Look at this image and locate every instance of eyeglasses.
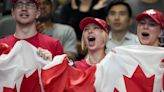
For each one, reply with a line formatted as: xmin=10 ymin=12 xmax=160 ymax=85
xmin=14 ymin=2 xmax=37 ymax=9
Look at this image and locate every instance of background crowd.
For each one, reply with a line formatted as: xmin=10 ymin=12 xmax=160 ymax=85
xmin=0 ymin=0 xmax=164 ymax=61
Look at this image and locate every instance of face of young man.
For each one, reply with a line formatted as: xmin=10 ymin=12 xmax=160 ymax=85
xmin=12 ymin=0 xmax=40 ymax=25
xmin=83 ymin=23 xmax=107 ymax=51
xmin=106 ymin=4 xmax=131 ymax=32
xmin=137 ymin=17 xmax=162 ymax=46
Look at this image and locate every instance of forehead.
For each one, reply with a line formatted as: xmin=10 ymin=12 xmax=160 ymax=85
xmin=84 ymin=23 xmax=100 ymax=27
xmin=109 ymin=4 xmax=128 ymax=12
xmin=139 ymin=16 xmax=156 ymax=23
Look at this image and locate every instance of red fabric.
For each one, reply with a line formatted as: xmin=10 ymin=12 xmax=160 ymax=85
xmin=3 ymin=85 xmax=17 ymax=92
xmin=124 ymin=66 xmax=155 ymax=92
xmin=20 ymin=70 xmax=41 ymax=92
xmin=0 ymin=43 xmax=10 ymax=54
xmin=0 ymin=33 xmax=63 ymax=92
xmin=3 ymin=70 xmax=41 ymax=92
xmin=0 ymin=33 xmax=64 ymax=57
xmin=74 ymin=59 xmax=91 ymax=71
xmin=41 ymin=57 xmax=96 ymax=92
xmin=114 ymin=88 xmax=119 ymax=92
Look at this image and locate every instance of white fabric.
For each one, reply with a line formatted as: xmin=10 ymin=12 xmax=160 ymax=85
xmin=0 ymin=40 xmax=66 ymax=92
xmin=95 ymin=45 xmax=164 ymax=92
xmin=0 ymin=40 xmax=164 ymax=92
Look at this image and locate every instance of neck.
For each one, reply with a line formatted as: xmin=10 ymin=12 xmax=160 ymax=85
xmin=112 ymin=30 xmax=127 ymax=41
xmin=14 ymin=23 xmax=38 ymax=39
xmin=151 ymin=40 xmax=160 ymax=47
xmin=87 ymin=49 xmax=105 ymax=65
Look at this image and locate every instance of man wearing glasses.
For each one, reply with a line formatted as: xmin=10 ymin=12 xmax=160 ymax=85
xmin=0 ymin=0 xmax=64 ymax=91
xmin=0 ymin=0 xmax=64 ymax=61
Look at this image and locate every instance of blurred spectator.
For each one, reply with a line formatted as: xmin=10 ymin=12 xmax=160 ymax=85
xmin=60 ymin=0 xmax=108 ymax=41
xmin=2 ymin=0 xmax=12 ymax=15
xmin=52 ymin=0 xmax=71 ymax=23
xmin=125 ymin=0 xmax=164 ymax=33
xmin=0 ymin=0 xmax=2 ymax=18
xmin=105 ymin=1 xmax=139 ymax=52
xmin=37 ymin=0 xmax=78 ymax=60
xmin=0 ymin=15 xmax=15 ymax=38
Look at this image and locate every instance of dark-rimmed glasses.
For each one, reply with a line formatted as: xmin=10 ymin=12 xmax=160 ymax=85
xmin=14 ymin=2 xmax=37 ymax=9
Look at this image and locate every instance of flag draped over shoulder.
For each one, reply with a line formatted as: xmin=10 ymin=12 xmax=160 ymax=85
xmin=0 ymin=40 xmax=163 ymax=92
xmin=95 ymin=45 xmax=164 ymax=92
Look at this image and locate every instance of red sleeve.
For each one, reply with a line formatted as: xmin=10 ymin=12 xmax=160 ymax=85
xmin=41 ymin=58 xmax=96 ymax=92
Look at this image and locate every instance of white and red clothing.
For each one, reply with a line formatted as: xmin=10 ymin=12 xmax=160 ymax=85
xmin=42 ymin=45 xmax=164 ymax=92
xmin=0 ymin=41 xmax=163 ymax=92
xmin=0 ymin=33 xmax=64 ymax=92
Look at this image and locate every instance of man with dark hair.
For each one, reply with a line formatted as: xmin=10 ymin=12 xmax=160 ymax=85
xmin=37 ymin=0 xmax=78 ymax=60
xmin=105 ymin=1 xmax=139 ymax=52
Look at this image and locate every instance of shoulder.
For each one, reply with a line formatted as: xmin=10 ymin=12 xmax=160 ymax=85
xmin=38 ymin=33 xmax=60 ymax=43
xmin=55 ymin=23 xmax=75 ymax=31
xmin=0 ymin=35 xmax=14 ymax=43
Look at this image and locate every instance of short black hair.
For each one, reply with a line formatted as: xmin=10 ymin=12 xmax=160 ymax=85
xmin=106 ymin=0 xmax=132 ymax=18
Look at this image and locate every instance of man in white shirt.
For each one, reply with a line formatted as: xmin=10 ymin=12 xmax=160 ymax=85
xmin=105 ymin=1 xmax=139 ymax=52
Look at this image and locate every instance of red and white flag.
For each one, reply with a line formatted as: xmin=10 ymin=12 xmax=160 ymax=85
xmin=0 ymin=41 xmax=163 ymax=92
xmin=95 ymin=45 xmax=164 ymax=92
xmin=0 ymin=40 xmax=49 ymax=92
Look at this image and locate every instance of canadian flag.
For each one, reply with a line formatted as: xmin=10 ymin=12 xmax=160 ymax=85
xmin=0 ymin=40 xmax=163 ymax=92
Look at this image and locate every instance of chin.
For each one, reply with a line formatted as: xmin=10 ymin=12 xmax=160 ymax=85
xmin=88 ymin=47 xmax=96 ymax=51
xmin=140 ymin=40 xmax=149 ymax=45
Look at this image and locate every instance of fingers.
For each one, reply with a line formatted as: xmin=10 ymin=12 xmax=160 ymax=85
xmin=37 ymin=47 xmax=53 ymax=61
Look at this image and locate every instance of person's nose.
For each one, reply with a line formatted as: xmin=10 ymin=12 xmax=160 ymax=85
xmin=143 ymin=23 xmax=149 ymax=29
xmin=88 ymin=29 xmax=93 ymax=33
xmin=114 ymin=13 xmax=120 ymax=20
xmin=21 ymin=4 xmax=28 ymax=10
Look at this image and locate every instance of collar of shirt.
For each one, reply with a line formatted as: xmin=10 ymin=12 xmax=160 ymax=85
xmin=109 ymin=31 xmax=132 ymax=41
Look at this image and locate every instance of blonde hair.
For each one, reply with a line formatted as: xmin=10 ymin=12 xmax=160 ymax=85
xmin=81 ymin=29 xmax=109 ymax=51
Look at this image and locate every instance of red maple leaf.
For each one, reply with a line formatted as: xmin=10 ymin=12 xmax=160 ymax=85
xmin=20 ymin=70 xmax=42 ymax=92
xmin=124 ymin=65 xmax=155 ymax=92
xmin=3 ymin=85 xmax=17 ymax=92
xmin=114 ymin=88 xmax=119 ymax=92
